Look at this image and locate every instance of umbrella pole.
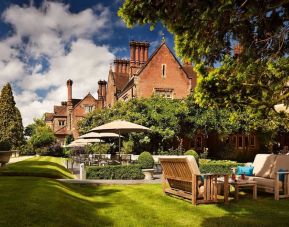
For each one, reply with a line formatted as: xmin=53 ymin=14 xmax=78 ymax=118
xmin=118 ymin=130 xmax=121 ymax=162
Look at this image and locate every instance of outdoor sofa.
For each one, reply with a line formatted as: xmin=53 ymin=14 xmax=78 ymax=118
xmin=240 ymin=154 xmax=289 ymax=200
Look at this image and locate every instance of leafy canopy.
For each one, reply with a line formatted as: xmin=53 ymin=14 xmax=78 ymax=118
xmin=119 ymin=1 xmax=289 ymax=125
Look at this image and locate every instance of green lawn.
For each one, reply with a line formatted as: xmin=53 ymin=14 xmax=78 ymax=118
xmin=0 ymin=157 xmax=289 ymax=226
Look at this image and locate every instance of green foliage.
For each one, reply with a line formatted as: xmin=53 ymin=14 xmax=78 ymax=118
xmin=199 ymin=159 xmax=240 ymax=174
xmin=195 ymin=57 xmax=289 ymax=129
xmin=30 ymin=125 xmax=56 ymax=148
xmin=86 ymin=164 xmax=144 ymax=180
xmin=79 ymin=96 xmax=284 ymax=155
xmin=85 ymin=143 xmax=110 ymax=154
xmin=119 ymin=1 xmax=289 ymax=64
xmin=0 ymin=83 xmax=24 ymax=149
xmin=64 ymin=134 xmax=74 ymax=145
xmin=121 ymin=140 xmax=134 ymax=154
xmin=0 ymin=140 xmax=11 ymax=150
xmin=184 ymin=149 xmax=199 ymax=165
xmin=19 ymin=143 xmax=35 ymax=155
xmin=138 ymin=151 xmax=154 ymax=169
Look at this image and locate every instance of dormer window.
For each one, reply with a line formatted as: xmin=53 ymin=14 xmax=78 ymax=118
xmin=84 ymin=105 xmax=94 ymax=113
xmin=59 ymin=120 xmax=65 ymax=126
xmin=161 ymin=64 xmax=166 ymax=78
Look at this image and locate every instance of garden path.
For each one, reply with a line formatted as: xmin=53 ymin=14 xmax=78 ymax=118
xmin=8 ymin=155 xmax=34 ymax=164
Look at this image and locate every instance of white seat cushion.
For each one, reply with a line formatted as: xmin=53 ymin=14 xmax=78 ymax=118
xmin=249 ymin=176 xmax=282 ymax=190
xmin=253 ymin=154 xmax=276 ymax=178
xmin=269 ymin=155 xmax=289 ymax=179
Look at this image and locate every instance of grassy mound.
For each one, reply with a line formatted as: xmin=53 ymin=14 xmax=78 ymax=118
xmin=0 ymin=156 xmax=73 ymax=179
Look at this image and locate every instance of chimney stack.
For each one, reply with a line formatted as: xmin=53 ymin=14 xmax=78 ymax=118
xmin=66 ymin=79 xmax=73 ymax=105
xmin=129 ymin=41 xmax=150 ymax=66
xmin=98 ymin=80 xmax=108 ymax=100
xmin=114 ymin=59 xmax=130 ymax=74
xmin=129 ymin=41 xmax=150 ymax=75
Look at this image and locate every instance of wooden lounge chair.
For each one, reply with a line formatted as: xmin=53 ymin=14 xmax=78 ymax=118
xmin=159 ymin=156 xmax=229 ymax=205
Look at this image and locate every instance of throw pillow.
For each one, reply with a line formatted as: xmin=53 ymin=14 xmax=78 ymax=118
xmin=237 ymin=166 xmax=254 ymax=176
xmin=278 ymin=169 xmax=288 ymax=182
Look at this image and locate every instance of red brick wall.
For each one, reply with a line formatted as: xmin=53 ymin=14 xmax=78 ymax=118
xmin=71 ymin=95 xmax=100 ymax=138
xmin=137 ymin=44 xmax=191 ymax=98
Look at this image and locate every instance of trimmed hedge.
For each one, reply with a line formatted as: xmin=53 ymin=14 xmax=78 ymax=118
xmin=138 ymin=151 xmax=154 ymax=169
xmin=199 ymin=159 xmax=242 ymax=174
xmin=86 ymin=164 xmax=144 ymax=180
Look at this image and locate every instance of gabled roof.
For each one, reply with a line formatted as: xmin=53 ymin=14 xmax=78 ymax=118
xmin=73 ymin=92 xmax=99 ymax=109
xmin=44 ymin=112 xmax=54 ymax=121
xmin=118 ymin=42 xmax=197 ymax=97
xmin=72 ymin=99 xmax=82 ymax=106
xmin=54 ymin=106 xmax=67 ymax=116
xmin=182 ymin=65 xmax=197 ymax=79
xmin=112 ymin=71 xmax=130 ymax=92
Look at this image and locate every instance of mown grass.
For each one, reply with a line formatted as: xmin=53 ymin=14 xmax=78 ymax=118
xmin=0 ymin=156 xmax=74 ymax=179
xmin=0 ymin=157 xmax=289 ymax=226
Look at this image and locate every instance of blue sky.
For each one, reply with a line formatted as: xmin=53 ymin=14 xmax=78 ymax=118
xmin=0 ymin=0 xmax=174 ymax=126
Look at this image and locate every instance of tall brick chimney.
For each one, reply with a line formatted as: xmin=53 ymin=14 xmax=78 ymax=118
xmin=114 ymin=59 xmax=130 ymax=74
xmin=98 ymin=80 xmax=107 ymax=100
xmin=66 ymin=79 xmax=73 ymax=105
xmin=66 ymin=79 xmax=73 ymax=133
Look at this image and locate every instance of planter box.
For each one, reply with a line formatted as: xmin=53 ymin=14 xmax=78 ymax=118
xmin=0 ymin=151 xmax=13 ymax=166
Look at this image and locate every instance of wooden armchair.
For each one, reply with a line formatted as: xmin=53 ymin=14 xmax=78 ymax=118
xmin=159 ymin=156 xmax=229 ymax=205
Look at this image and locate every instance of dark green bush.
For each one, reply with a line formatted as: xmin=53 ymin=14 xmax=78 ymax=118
xmin=86 ymin=164 xmax=144 ymax=180
xmin=199 ymin=159 xmax=241 ymax=174
xmin=138 ymin=151 xmax=154 ymax=169
xmin=184 ymin=149 xmax=199 ymax=165
xmin=0 ymin=140 xmax=11 ymax=150
xmin=19 ymin=143 xmax=35 ymax=155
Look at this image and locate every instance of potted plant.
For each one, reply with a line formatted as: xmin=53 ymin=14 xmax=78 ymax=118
xmin=0 ymin=140 xmax=13 ymax=167
xmin=138 ymin=151 xmax=155 ymax=180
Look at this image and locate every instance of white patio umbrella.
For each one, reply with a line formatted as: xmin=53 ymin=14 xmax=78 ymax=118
xmin=79 ymin=132 xmax=122 ymax=139
xmin=89 ymin=120 xmax=150 ymax=154
xmin=66 ymin=138 xmax=102 ymax=148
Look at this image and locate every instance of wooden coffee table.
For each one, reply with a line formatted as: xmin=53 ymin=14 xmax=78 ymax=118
xmin=229 ymin=180 xmax=257 ymax=200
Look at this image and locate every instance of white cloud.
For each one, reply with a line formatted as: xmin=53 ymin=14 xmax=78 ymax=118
xmin=0 ymin=2 xmax=115 ymax=126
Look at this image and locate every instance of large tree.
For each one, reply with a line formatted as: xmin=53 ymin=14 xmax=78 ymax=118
xmin=119 ymin=1 xmax=289 ymax=126
xmin=0 ymin=83 xmax=24 ymax=149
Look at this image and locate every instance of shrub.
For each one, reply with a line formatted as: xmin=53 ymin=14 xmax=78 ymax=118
xmin=121 ymin=140 xmax=134 ymax=154
xmin=138 ymin=151 xmax=154 ymax=169
xmin=47 ymin=144 xmax=64 ymax=157
xmin=184 ymin=149 xmax=199 ymax=165
xmin=199 ymin=159 xmax=241 ymax=174
xmin=19 ymin=143 xmax=35 ymax=155
xmin=86 ymin=164 xmax=144 ymax=180
xmin=0 ymin=140 xmax=11 ymax=150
